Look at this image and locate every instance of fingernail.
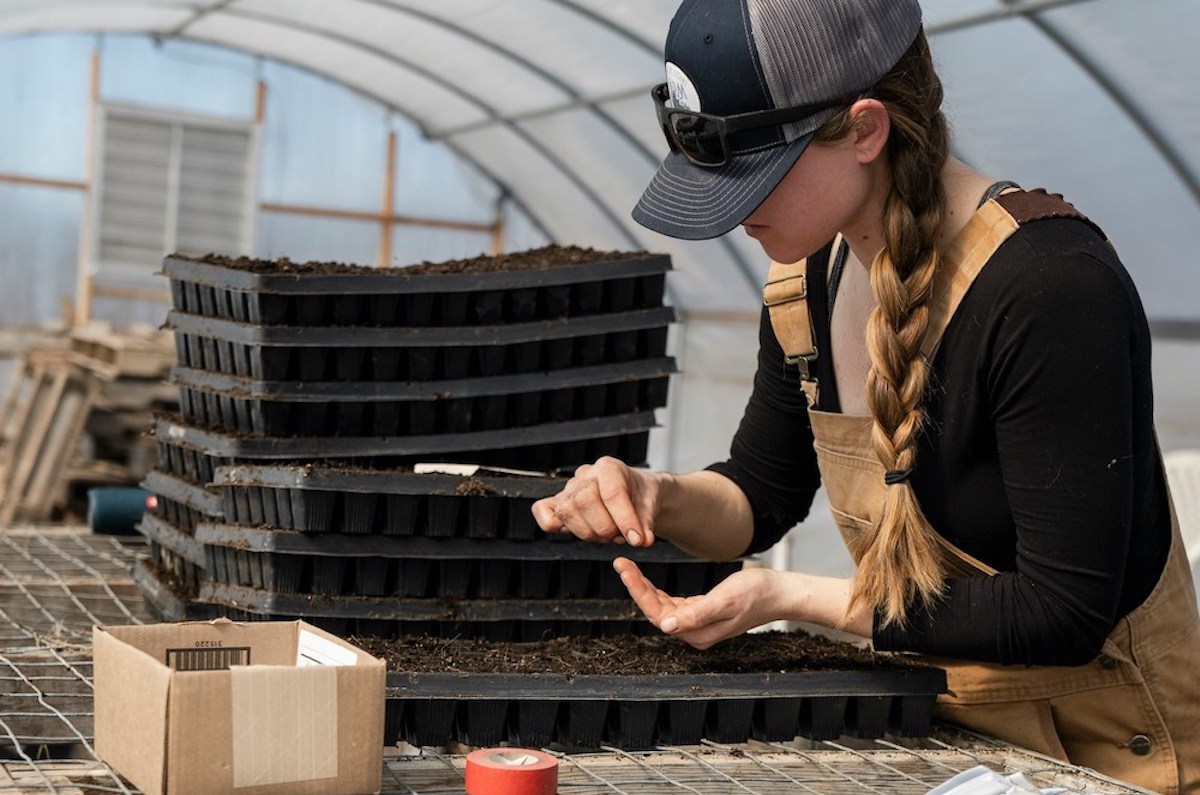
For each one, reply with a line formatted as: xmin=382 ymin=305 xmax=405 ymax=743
xmin=626 ymin=529 xmax=641 ymax=545
xmin=661 ymin=616 xmax=679 ymax=633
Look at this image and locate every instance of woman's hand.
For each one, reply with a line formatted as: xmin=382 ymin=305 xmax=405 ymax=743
xmin=613 ymin=557 xmax=782 ymax=649
xmin=531 ymin=456 xmax=662 ymax=547
xmin=614 ymin=558 xmax=873 ymax=647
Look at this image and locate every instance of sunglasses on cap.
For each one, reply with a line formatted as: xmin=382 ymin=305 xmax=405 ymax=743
xmin=652 ymin=82 xmax=851 ymax=168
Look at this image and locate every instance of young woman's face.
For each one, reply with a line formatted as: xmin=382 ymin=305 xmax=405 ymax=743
xmin=740 ymin=107 xmax=888 ymax=264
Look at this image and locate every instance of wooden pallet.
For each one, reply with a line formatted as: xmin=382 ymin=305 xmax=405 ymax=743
xmin=0 ymin=760 xmax=123 ymax=794
xmin=0 ymin=323 xmax=178 ymax=525
xmin=0 ymin=351 xmax=111 ymax=525
xmin=68 ymin=322 xmax=174 ymax=380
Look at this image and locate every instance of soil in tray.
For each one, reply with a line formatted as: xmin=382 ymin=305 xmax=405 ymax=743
xmin=353 ymin=629 xmax=911 ymax=675
xmin=189 ymin=245 xmax=660 ymax=276
xmin=359 ymin=631 xmax=942 ymax=748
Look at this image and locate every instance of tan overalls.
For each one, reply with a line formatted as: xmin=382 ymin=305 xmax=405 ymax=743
xmin=764 ymin=190 xmax=1200 ymax=794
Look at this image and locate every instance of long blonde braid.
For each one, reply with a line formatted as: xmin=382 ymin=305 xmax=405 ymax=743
xmin=814 ymin=31 xmax=951 ymax=627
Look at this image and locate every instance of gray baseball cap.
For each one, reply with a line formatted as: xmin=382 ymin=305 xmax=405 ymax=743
xmin=633 ymin=0 xmax=923 ymax=241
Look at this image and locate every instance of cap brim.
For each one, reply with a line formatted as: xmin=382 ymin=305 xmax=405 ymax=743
xmin=632 ymin=133 xmax=814 ymax=241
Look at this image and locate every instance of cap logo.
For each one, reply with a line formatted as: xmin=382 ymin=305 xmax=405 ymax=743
xmin=664 ymin=62 xmax=701 ymax=112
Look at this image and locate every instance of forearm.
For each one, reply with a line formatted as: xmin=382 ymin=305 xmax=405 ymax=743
xmin=770 ymin=571 xmax=873 ymax=639
xmin=652 ymin=470 xmax=755 ymax=560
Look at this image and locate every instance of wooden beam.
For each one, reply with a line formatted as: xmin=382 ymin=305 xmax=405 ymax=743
xmin=73 ymin=48 xmax=102 ymax=326
xmin=0 ymin=172 xmax=88 ymax=191
xmin=255 ymin=78 xmax=267 ymax=124
xmin=379 ymin=130 xmax=397 ymax=266
xmin=490 ymin=198 xmax=505 ymax=255
xmin=259 ymin=201 xmax=496 ymax=234
xmin=90 ymin=282 xmax=173 ymax=304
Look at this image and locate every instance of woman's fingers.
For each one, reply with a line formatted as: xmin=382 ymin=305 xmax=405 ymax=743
xmin=530 ymin=496 xmax=564 ymax=533
xmin=530 ymin=457 xmax=656 ymax=546
xmin=615 ymin=561 xmax=777 ymax=651
xmin=597 ymin=478 xmax=654 ymax=547
xmin=614 ymin=557 xmax=680 ymax=627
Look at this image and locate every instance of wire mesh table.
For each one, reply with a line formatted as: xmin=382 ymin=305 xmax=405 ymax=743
xmin=0 ymin=525 xmax=1155 ymax=795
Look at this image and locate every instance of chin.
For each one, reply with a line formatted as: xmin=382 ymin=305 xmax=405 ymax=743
xmin=757 ymin=241 xmax=808 ymax=265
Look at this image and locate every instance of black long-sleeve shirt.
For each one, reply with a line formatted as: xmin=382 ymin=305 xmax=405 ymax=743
xmin=707 ymin=217 xmax=1173 ymax=666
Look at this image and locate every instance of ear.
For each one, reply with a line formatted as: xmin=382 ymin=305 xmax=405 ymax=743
xmin=846 ymin=98 xmax=890 ymax=165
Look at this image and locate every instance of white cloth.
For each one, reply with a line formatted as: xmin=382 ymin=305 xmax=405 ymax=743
xmin=925 ymin=765 xmax=1100 ymax=795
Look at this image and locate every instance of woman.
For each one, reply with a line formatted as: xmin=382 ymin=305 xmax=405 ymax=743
xmin=532 ymin=0 xmax=1200 ymax=792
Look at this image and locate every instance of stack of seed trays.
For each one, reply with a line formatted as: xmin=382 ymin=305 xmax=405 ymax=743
xmin=133 ymin=434 xmax=229 ymax=611
xmin=161 ymin=246 xmax=676 ymax=469
xmin=133 ymin=246 xmax=702 ymax=638
xmin=167 ymin=463 xmax=740 ymax=640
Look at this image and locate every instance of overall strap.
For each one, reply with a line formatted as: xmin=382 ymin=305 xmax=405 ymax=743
xmin=921 ymin=189 xmax=1097 ymax=360
xmin=764 ymin=189 xmax=1097 ymax=402
xmin=763 ymin=233 xmax=845 ymax=409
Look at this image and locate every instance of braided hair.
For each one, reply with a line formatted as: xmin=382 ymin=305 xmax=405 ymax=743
xmin=813 ymin=30 xmax=951 ymax=627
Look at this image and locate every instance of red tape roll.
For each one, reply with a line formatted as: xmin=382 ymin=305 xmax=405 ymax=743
xmin=465 ymin=748 xmax=558 ymax=795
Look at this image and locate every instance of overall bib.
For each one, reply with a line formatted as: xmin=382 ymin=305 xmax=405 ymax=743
xmin=763 ymin=190 xmax=1200 ymax=794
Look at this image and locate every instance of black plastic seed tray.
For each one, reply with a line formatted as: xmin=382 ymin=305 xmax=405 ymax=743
xmin=142 ymin=469 xmax=223 ymax=517
xmin=384 ymin=668 xmax=946 ymax=749
xmin=172 ymin=357 xmax=674 ymax=436
xmin=167 ymin=307 xmax=672 ymax=382
xmin=132 ymin=558 xmax=216 ymax=622
xmin=195 ymin=579 xmax=645 ymax=625
xmin=163 ymin=252 xmax=670 ymax=327
xmin=134 ymin=558 xmax=640 ymax=641
xmin=193 ymin=523 xmax=741 ymax=600
xmin=154 ymin=414 xmax=654 ymax=470
xmin=215 ymin=464 xmax=563 ymax=537
xmin=135 ymin=559 xmax=652 ymax=640
xmin=141 ymin=469 xmax=223 ymax=534
xmin=155 ymin=436 xmax=237 ymax=485
xmin=136 ymin=512 xmax=207 ymax=594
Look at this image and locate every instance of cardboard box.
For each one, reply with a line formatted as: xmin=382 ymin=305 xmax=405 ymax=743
xmin=93 ymin=619 xmax=385 ymax=795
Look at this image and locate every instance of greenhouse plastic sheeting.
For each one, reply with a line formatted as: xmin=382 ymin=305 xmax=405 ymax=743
xmin=0 ymin=0 xmax=1196 ymax=319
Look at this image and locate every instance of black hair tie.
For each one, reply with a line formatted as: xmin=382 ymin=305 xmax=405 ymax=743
xmin=884 ymin=468 xmax=913 ymax=486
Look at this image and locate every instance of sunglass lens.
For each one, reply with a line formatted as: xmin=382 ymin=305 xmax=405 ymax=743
xmin=668 ymin=112 xmax=726 ymax=166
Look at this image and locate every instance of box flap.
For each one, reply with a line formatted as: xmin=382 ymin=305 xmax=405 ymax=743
xmin=105 ymin=619 xmax=299 ymax=668
xmin=231 ymin=665 xmax=339 ymax=788
xmin=93 ymin=626 xmax=172 ymax=795
xmin=295 ymin=621 xmax=381 ymax=666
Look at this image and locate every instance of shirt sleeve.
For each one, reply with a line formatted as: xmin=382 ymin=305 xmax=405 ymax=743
xmin=873 ymin=241 xmax=1144 ymax=665
xmin=706 ymin=305 xmax=822 ymax=556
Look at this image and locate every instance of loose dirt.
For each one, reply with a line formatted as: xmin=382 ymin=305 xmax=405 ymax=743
xmin=181 ymin=245 xmax=659 ymax=276
xmin=352 ymin=630 xmax=922 ymax=675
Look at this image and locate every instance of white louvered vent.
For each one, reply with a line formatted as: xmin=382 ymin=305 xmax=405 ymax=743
xmin=94 ymin=104 xmax=257 ymax=287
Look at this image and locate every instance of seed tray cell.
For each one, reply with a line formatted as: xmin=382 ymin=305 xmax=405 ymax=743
xmin=215 ymin=464 xmax=563 ymax=537
xmin=383 ymin=669 xmax=945 ymax=749
xmin=177 ymin=377 xmax=670 ymax=437
xmin=155 ymin=414 xmax=654 ymax=468
xmin=164 ymin=253 xmax=669 ymax=326
xmin=167 ymin=308 xmax=671 ymax=382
